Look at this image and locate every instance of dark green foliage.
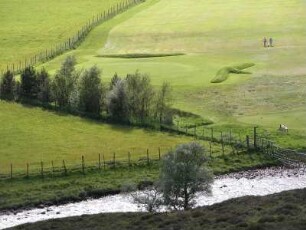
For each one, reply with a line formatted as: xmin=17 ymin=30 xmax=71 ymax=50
xmin=78 ymin=66 xmax=103 ymax=115
xmin=14 ymin=188 xmax=306 ymax=230
xmin=0 ymin=70 xmax=15 ymax=100
xmin=37 ymin=68 xmax=52 ymax=103
xmin=52 ymin=56 xmax=78 ymax=108
xmin=110 ymin=72 xmax=121 ymax=90
xmin=107 ymin=79 xmax=129 ymax=121
xmin=20 ymin=66 xmax=38 ymax=99
xmin=126 ymin=71 xmax=155 ymax=122
xmin=155 ymin=82 xmax=172 ymax=123
xmin=160 ymin=142 xmax=213 ymax=210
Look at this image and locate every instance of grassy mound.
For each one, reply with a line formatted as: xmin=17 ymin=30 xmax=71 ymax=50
xmin=97 ymin=53 xmax=185 ymax=59
xmin=211 ymin=63 xmax=255 ymax=83
xmin=14 ymin=188 xmax=306 ymax=230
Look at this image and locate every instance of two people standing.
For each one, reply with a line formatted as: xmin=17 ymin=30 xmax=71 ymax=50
xmin=263 ymin=37 xmax=273 ymax=47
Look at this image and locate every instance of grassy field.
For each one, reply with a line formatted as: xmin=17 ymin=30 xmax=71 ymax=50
xmin=0 ymin=0 xmax=125 ymax=70
xmin=13 ymin=188 xmax=306 ymax=230
xmin=35 ymin=0 xmax=306 ymax=149
xmin=0 ymin=0 xmax=300 ymax=214
xmin=0 ymin=101 xmax=196 ymax=169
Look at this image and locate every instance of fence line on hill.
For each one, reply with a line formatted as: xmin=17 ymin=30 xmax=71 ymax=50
xmin=0 ymin=0 xmax=144 ymax=76
xmin=0 ymin=142 xmax=234 ymax=180
xmin=163 ymin=124 xmax=306 ymax=167
xmin=1 ymin=124 xmax=305 ymax=180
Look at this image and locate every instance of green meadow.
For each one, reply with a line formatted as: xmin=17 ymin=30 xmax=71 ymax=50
xmin=36 ymin=0 xmax=306 ymax=149
xmin=0 ymin=0 xmax=305 ymax=211
xmin=0 ymin=0 xmax=124 ymax=70
xmin=0 ymin=0 xmax=305 ymax=166
xmin=0 ymin=101 xmax=196 ymax=169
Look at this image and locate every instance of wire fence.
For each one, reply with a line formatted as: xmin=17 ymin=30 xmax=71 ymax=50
xmin=1 ymin=122 xmax=305 ymax=180
xmin=0 ymin=142 xmax=233 ymax=180
xmin=0 ymin=0 xmax=145 ymax=76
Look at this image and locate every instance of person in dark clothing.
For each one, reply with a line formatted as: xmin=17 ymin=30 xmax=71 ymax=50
xmin=263 ymin=37 xmax=267 ymax=47
xmin=269 ymin=37 xmax=273 ymax=47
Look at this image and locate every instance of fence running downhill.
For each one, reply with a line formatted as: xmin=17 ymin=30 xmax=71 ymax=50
xmin=1 ymin=0 xmax=145 ymax=75
xmin=166 ymin=124 xmax=306 ymax=168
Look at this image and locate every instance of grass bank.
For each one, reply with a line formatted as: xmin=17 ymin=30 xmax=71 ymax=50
xmin=12 ymin=187 xmax=306 ymax=230
xmin=0 ymin=152 xmax=278 ymax=211
xmin=0 ymin=101 xmax=195 ymax=169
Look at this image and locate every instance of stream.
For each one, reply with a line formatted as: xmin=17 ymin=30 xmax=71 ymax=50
xmin=1 ymin=167 xmax=306 ymax=229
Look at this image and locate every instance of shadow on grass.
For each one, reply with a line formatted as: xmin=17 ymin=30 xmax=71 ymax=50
xmin=96 ymin=53 xmax=185 ymax=59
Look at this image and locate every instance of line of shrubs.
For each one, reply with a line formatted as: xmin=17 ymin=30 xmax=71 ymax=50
xmin=0 ymin=56 xmax=173 ymax=126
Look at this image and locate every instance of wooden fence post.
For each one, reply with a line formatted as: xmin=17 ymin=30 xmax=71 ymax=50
xmin=147 ymin=149 xmax=150 ymax=165
xmin=103 ymin=154 xmax=106 ymax=170
xmin=254 ymin=126 xmax=257 ymax=149
xmin=229 ymin=129 xmax=232 ymax=144
xmin=99 ymin=154 xmax=101 ymax=170
xmin=10 ymin=163 xmax=12 ymax=179
xmin=128 ymin=152 xmax=131 ymax=167
xmin=82 ymin=155 xmax=85 ymax=174
xmin=113 ymin=152 xmax=116 ymax=169
xmin=63 ymin=160 xmax=67 ymax=175
xmin=221 ymin=138 xmax=225 ymax=156
xmin=209 ymin=142 xmax=212 ymax=157
xmin=246 ymin=135 xmax=250 ymax=150
xmin=158 ymin=147 xmax=161 ymax=160
xmin=41 ymin=161 xmax=44 ymax=178
xmin=26 ymin=163 xmax=29 ymax=177
xmin=51 ymin=161 xmax=54 ymax=174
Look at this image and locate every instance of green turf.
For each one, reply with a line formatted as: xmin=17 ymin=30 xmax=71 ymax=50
xmin=32 ymin=0 xmax=306 ymax=150
xmin=0 ymin=101 xmax=195 ymax=169
xmin=0 ymin=0 xmax=125 ymax=70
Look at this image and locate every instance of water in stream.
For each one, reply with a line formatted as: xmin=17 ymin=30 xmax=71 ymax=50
xmin=1 ymin=167 xmax=305 ymax=229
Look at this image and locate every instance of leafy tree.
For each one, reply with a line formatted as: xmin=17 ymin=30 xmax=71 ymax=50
xmin=125 ymin=71 xmax=155 ymax=122
xmin=155 ymin=82 xmax=172 ymax=123
xmin=52 ymin=56 xmax=78 ymax=108
xmin=0 ymin=70 xmax=15 ymax=101
xmin=110 ymin=72 xmax=121 ymax=90
xmin=107 ymin=79 xmax=128 ymax=121
xmin=78 ymin=66 xmax=103 ymax=114
xmin=20 ymin=66 xmax=38 ymax=99
xmin=160 ymin=142 xmax=213 ymax=210
xmin=37 ymin=68 xmax=52 ymax=103
xmin=59 ymin=56 xmax=76 ymax=79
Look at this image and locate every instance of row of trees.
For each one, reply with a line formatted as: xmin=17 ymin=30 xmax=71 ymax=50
xmin=0 ymin=56 xmax=172 ymax=124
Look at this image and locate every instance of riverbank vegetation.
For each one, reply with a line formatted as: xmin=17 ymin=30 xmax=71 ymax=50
xmin=12 ymin=188 xmax=306 ymax=230
xmin=0 ymin=151 xmax=278 ymax=211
